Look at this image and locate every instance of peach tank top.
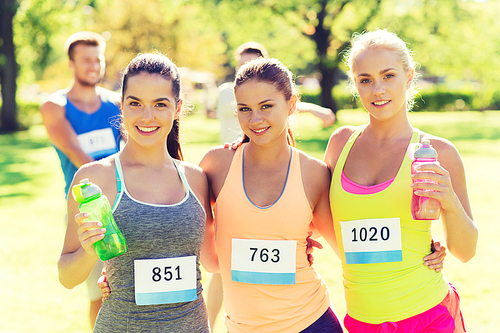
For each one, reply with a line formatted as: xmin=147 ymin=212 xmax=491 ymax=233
xmin=214 ymin=144 xmax=331 ymax=333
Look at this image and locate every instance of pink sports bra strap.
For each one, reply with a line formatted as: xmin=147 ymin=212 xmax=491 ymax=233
xmin=341 ymin=171 xmax=395 ymax=195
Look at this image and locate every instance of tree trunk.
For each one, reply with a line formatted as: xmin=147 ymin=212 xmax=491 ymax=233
xmin=0 ymin=0 xmax=19 ymax=133
xmin=308 ymin=0 xmax=382 ymax=115
xmin=319 ymin=64 xmax=338 ymax=114
xmin=311 ymin=0 xmax=339 ymax=114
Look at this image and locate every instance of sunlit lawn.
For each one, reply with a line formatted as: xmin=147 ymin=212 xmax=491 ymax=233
xmin=0 ymin=110 xmax=498 ymax=332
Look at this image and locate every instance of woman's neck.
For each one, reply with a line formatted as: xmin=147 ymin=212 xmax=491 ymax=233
xmin=244 ymin=139 xmax=291 ymax=167
xmin=366 ymin=113 xmax=414 ymax=142
xmin=120 ymin=141 xmax=173 ymax=168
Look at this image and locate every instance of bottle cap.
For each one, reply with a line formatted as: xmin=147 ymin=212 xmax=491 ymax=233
xmin=414 ymin=139 xmax=438 ymax=159
xmin=72 ymin=179 xmax=102 ymax=203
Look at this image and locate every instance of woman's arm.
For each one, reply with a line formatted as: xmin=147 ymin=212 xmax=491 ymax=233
xmin=311 ymin=185 xmax=340 ymax=259
xmin=300 ymin=153 xmax=340 ymax=258
xmin=57 ymin=164 xmax=111 ymax=289
xmin=184 ymin=162 xmax=219 ymax=273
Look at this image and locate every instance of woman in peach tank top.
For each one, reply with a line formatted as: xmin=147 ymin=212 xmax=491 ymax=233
xmin=200 ymin=58 xmax=343 ymax=332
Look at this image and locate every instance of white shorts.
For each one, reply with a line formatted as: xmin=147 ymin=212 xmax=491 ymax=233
xmin=85 ymin=259 xmax=105 ymax=301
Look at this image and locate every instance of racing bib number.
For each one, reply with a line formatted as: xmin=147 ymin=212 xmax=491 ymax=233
xmin=77 ymin=128 xmax=117 ymax=158
xmin=231 ymin=239 xmax=296 ymax=285
xmin=340 ymin=218 xmax=402 ymax=264
xmin=134 ymin=256 xmax=197 ymax=305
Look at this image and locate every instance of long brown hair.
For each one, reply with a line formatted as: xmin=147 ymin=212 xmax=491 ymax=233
xmin=121 ymin=53 xmax=184 ymax=160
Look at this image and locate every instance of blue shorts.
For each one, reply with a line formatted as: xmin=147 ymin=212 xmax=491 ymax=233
xmin=300 ymin=306 xmax=344 ymax=333
xmin=225 ymin=307 xmax=344 ymax=333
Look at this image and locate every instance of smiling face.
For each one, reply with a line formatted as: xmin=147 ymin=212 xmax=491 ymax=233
xmin=353 ymin=47 xmax=414 ymax=122
xmin=235 ymin=79 xmax=295 ymax=147
xmin=121 ymin=72 xmax=180 ymax=149
xmin=70 ymin=44 xmax=105 ymax=87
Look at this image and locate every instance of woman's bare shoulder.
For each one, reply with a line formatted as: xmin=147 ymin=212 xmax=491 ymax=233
xmin=297 ymin=149 xmax=330 ymax=186
xmin=324 ymin=125 xmax=361 ymax=169
xmin=419 ymin=131 xmax=462 ymax=167
xmin=75 ymin=156 xmax=115 ymax=181
xmin=71 ymin=155 xmax=117 ymax=195
xmin=199 ymin=146 xmax=235 ymax=174
xmin=177 ymin=160 xmax=206 ymax=185
xmin=329 ymin=125 xmax=360 ymax=144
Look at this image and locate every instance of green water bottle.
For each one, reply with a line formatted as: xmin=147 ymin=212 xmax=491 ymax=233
xmin=72 ymin=179 xmax=127 ymax=261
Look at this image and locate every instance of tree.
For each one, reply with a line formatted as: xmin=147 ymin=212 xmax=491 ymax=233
xmin=9 ymin=0 xmax=499 ymax=125
xmin=211 ymin=0 xmax=384 ymax=114
xmin=86 ymin=0 xmax=228 ymax=82
xmin=200 ymin=0 xmax=317 ymax=83
xmin=2 ymin=0 xmax=92 ymax=132
xmin=213 ymin=0 xmax=500 ymax=112
xmin=303 ymin=0 xmax=383 ymax=113
xmin=0 ymin=0 xmax=19 ymax=132
xmin=374 ymin=0 xmax=500 ymax=110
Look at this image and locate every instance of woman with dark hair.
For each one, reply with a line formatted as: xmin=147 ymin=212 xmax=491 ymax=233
xmin=200 ymin=57 xmax=344 ymax=332
xmin=57 ymin=53 xmax=218 ymax=332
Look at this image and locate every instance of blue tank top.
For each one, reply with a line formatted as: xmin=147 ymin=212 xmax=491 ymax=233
xmin=52 ymin=87 xmax=121 ymax=195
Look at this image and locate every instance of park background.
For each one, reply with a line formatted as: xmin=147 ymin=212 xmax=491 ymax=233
xmin=1 ymin=0 xmax=499 ymax=332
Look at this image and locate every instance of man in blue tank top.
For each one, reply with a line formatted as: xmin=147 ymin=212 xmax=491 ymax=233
xmin=40 ymin=31 xmax=121 ymax=329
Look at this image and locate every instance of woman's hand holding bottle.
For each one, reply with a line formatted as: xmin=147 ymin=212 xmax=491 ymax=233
xmin=75 ymin=212 xmax=105 ymax=257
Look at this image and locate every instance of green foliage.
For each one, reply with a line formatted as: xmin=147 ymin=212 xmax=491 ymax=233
xmin=85 ymin=0 xmax=228 ymax=80
xmin=488 ymin=90 xmax=500 ymax=111
xmin=415 ymin=88 xmax=474 ymax=112
xmin=16 ymin=100 xmax=42 ymax=128
xmin=373 ymin=0 xmax=500 ymax=111
xmin=13 ymin=0 xmax=90 ymax=84
xmin=201 ymin=0 xmax=317 ymax=81
xmin=299 ymin=91 xmax=322 ymax=106
xmin=301 ymin=88 xmax=359 ymax=110
xmin=0 ymin=100 xmax=41 ymax=129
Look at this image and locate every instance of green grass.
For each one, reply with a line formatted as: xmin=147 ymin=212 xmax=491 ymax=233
xmin=1 ymin=110 xmax=498 ymax=332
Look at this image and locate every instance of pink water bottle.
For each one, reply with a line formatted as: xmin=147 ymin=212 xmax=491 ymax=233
xmin=411 ymin=139 xmax=441 ymax=220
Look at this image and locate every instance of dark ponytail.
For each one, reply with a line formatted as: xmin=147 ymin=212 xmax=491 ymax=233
xmin=167 ymin=119 xmax=183 ymax=160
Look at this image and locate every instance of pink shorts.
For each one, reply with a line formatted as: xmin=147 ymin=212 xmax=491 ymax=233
xmin=344 ymin=284 xmax=466 ymax=333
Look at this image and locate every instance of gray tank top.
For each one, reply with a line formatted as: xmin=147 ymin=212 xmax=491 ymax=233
xmin=94 ymin=155 xmax=209 ymax=332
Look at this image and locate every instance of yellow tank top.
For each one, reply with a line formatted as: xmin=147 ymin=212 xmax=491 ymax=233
xmin=215 ymin=143 xmax=330 ymax=333
xmin=330 ymin=127 xmax=448 ymax=324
